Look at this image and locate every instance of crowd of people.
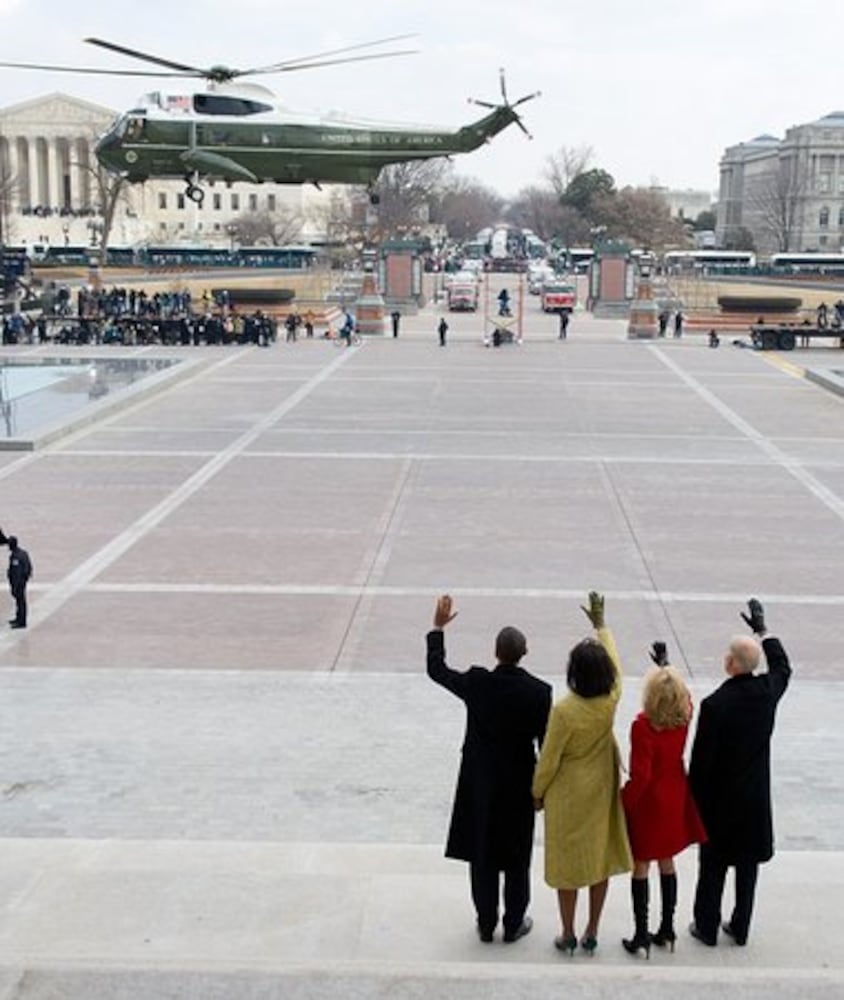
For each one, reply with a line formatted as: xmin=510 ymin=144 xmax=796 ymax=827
xmin=427 ymin=592 xmax=791 ymax=957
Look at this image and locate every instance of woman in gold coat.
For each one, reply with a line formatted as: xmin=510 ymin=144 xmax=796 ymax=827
xmin=532 ymin=592 xmax=632 ymax=955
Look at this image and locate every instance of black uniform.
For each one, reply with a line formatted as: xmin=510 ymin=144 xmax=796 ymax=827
xmin=5 ymin=537 xmax=33 ymax=628
xmin=427 ymin=630 xmax=551 ymax=938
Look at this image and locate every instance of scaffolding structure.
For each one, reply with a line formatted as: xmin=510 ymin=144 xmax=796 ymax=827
xmin=481 ymin=271 xmax=525 ymax=345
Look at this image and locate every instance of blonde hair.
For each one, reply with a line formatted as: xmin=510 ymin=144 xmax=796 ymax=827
xmin=642 ymin=667 xmax=692 ymax=730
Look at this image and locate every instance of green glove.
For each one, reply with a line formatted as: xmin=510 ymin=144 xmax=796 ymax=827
xmin=580 ymin=591 xmax=605 ymax=629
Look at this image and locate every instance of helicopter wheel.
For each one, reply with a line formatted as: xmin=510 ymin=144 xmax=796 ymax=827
xmin=368 ymin=191 xmax=381 ymax=206
xmin=185 ymin=183 xmax=205 ymax=206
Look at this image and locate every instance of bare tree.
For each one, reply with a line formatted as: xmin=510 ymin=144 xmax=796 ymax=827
xmin=604 ymin=187 xmax=689 ymax=251
xmin=227 ymin=206 xmax=303 ymax=246
xmin=0 ymin=157 xmax=17 ymax=245
xmin=747 ymin=156 xmax=807 ymax=252
xmin=370 ymin=160 xmax=451 ymax=237
xmin=69 ymin=135 xmax=131 ymax=259
xmin=545 ymin=144 xmax=595 ymax=199
xmin=430 ymin=175 xmax=504 ymax=241
xmin=505 ymin=185 xmax=590 ymax=243
xmin=92 ymin=168 xmax=131 ymax=258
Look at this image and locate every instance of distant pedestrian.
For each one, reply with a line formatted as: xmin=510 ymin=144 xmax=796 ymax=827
xmin=673 ymin=311 xmax=684 ymax=338
xmin=558 ymin=311 xmax=569 ymax=340
xmin=438 ymin=316 xmax=449 ymax=347
xmin=0 ymin=529 xmax=33 ymax=629
xmin=708 ymin=330 xmax=720 ymax=348
xmin=391 ymin=310 xmax=401 ymax=338
xmin=303 ymin=310 xmax=315 ymax=339
xmin=658 ymin=311 xmax=669 ymax=337
xmin=817 ymin=302 xmax=828 ymax=329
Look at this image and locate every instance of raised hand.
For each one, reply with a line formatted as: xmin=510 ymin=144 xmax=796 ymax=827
xmin=433 ymin=594 xmax=459 ymax=629
xmin=650 ymin=641 xmax=669 ymax=667
xmin=580 ymin=591 xmax=605 ymax=629
xmin=740 ymin=598 xmax=766 ymax=635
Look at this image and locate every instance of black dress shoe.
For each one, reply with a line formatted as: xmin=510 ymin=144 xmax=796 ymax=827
xmin=721 ymin=922 xmax=747 ymax=945
xmin=9 ymin=622 xmax=25 ymax=629
xmin=477 ymin=923 xmax=494 ymax=943
xmin=688 ymin=922 xmax=716 ymax=947
xmin=503 ymin=916 xmax=533 ymax=943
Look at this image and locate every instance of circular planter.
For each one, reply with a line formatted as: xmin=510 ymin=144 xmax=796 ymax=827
xmin=718 ymin=295 xmax=802 ymax=313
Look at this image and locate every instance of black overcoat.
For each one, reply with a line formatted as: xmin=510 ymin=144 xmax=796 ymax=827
xmin=427 ymin=630 xmax=552 ymax=869
xmin=689 ymin=636 xmax=791 ymax=863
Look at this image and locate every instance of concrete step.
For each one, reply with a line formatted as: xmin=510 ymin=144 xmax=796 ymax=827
xmin=0 ymin=840 xmax=840 ymax=998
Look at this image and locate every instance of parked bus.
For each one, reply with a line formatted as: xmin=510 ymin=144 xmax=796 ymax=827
xmin=556 ymin=247 xmax=595 ymax=274
xmin=768 ymin=252 xmax=844 ymax=275
xmin=662 ymin=249 xmax=756 ymax=272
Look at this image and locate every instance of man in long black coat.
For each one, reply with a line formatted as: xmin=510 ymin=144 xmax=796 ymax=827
xmin=427 ymin=594 xmax=551 ymax=943
xmin=689 ymin=598 xmax=791 ymax=946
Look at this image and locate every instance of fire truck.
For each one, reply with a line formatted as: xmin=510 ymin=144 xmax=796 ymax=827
xmin=541 ymin=280 xmax=576 ymax=313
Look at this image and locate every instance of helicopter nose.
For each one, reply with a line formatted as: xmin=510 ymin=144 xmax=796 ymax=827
xmin=95 ymin=129 xmax=123 ymax=171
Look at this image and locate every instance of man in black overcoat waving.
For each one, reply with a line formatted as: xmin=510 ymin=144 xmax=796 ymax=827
xmin=689 ymin=598 xmax=791 ymax=946
xmin=427 ymin=594 xmax=551 ymax=943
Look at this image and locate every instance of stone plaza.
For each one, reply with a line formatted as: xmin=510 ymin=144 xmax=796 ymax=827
xmin=0 ymin=303 xmax=842 ymax=998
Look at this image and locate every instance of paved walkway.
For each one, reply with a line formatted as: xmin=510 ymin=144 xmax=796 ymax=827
xmin=1 ymin=306 xmax=842 ymax=996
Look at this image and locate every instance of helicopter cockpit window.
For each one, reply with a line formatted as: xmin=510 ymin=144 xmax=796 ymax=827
xmin=125 ymin=117 xmax=147 ymax=141
xmin=193 ymin=94 xmax=273 ymax=116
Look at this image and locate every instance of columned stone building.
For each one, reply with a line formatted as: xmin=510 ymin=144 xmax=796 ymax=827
xmin=716 ymin=111 xmax=844 ymax=256
xmin=1 ymin=92 xmax=330 ymax=251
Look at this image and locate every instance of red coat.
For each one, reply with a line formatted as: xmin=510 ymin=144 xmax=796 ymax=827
xmin=622 ymin=712 xmax=707 ymax=861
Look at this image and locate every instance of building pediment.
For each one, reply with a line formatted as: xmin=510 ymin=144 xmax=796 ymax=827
xmin=0 ymin=92 xmax=116 ymax=129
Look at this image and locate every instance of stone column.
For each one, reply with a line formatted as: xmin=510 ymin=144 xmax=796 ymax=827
xmin=27 ymin=138 xmax=40 ymax=208
xmin=47 ymin=139 xmax=60 ymax=209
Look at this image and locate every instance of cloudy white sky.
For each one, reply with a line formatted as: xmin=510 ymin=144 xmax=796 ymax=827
xmin=0 ymin=0 xmax=840 ymax=198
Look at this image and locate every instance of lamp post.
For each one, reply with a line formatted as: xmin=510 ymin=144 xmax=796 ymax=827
xmin=87 ymin=218 xmax=103 ymax=291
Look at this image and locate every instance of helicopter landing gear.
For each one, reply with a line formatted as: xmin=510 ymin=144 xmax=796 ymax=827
xmin=367 ymin=187 xmax=380 ymax=206
xmin=184 ymin=174 xmax=205 ymax=206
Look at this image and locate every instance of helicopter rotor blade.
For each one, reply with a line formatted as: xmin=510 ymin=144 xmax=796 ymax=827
xmin=514 ymin=118 xmax=533 ymax=140
xmin=511 ymin=90 xmax=541 ymax=109
xmin=499 ymin=68 xmax=508 ymax=105
xmin=241 ymin=33 xmax=418 ymax=75
xmin=249 ymin=48 xmax=418 ymax=76
xmin=469 ymin=98 xmax=498 ymax=110
xmin=0 ymin=58 xmax=195 ymax=77
xmin=85 ymin=37 xmax=208 ymax=76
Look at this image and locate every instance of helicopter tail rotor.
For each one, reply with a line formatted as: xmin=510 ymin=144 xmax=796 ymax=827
xmin=469 ymin=69 xmax=540 ymax=139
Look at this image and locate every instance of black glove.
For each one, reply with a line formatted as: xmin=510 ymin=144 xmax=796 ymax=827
xmin=580 ymin=591 xmax=605 ymax=629
xmin=740 ymin=598 xmax=766 ymax=635
xmin=650 ymin=641 xmax=669 ymax=667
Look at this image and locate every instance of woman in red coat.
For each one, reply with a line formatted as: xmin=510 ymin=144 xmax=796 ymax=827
xmin=621 ymin=647 xmax=706 ymax=957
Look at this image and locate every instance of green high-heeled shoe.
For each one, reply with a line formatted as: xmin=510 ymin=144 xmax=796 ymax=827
xmin=554 ymin=934 xmax=577 ymax=956
xmin=581 ymin=935 xmax=598 ymax=956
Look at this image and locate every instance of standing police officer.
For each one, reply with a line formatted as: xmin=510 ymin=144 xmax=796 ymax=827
xmin=0 ymin=528 xmax=33 ymax=629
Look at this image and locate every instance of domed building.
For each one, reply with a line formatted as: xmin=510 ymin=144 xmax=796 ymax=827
xmin=716 ymin=111 xmax=844 ymax=254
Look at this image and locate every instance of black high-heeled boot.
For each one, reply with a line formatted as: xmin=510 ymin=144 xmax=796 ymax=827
xmin=650 ymin=872 xmax=677 ymax=951
xmin=622 ymin=877 xmax=651 ymax=958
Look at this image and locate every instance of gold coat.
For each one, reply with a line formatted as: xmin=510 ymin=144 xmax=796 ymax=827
xmin=532 ymin=627 xmax=633 ymax=889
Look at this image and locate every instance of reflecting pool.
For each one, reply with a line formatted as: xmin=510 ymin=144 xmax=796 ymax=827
xmin=0 ymin=356 xmax=180 ymax=442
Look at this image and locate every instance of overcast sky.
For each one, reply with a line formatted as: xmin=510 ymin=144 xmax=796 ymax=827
xmin=1 ymin=0 xmax=840 ymax=199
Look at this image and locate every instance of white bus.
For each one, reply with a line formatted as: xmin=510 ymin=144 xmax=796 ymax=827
xmin=769 ymin=252 xmax=844 ymax=275
xmin=663 ymin=250 xmax=756 ymax=272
